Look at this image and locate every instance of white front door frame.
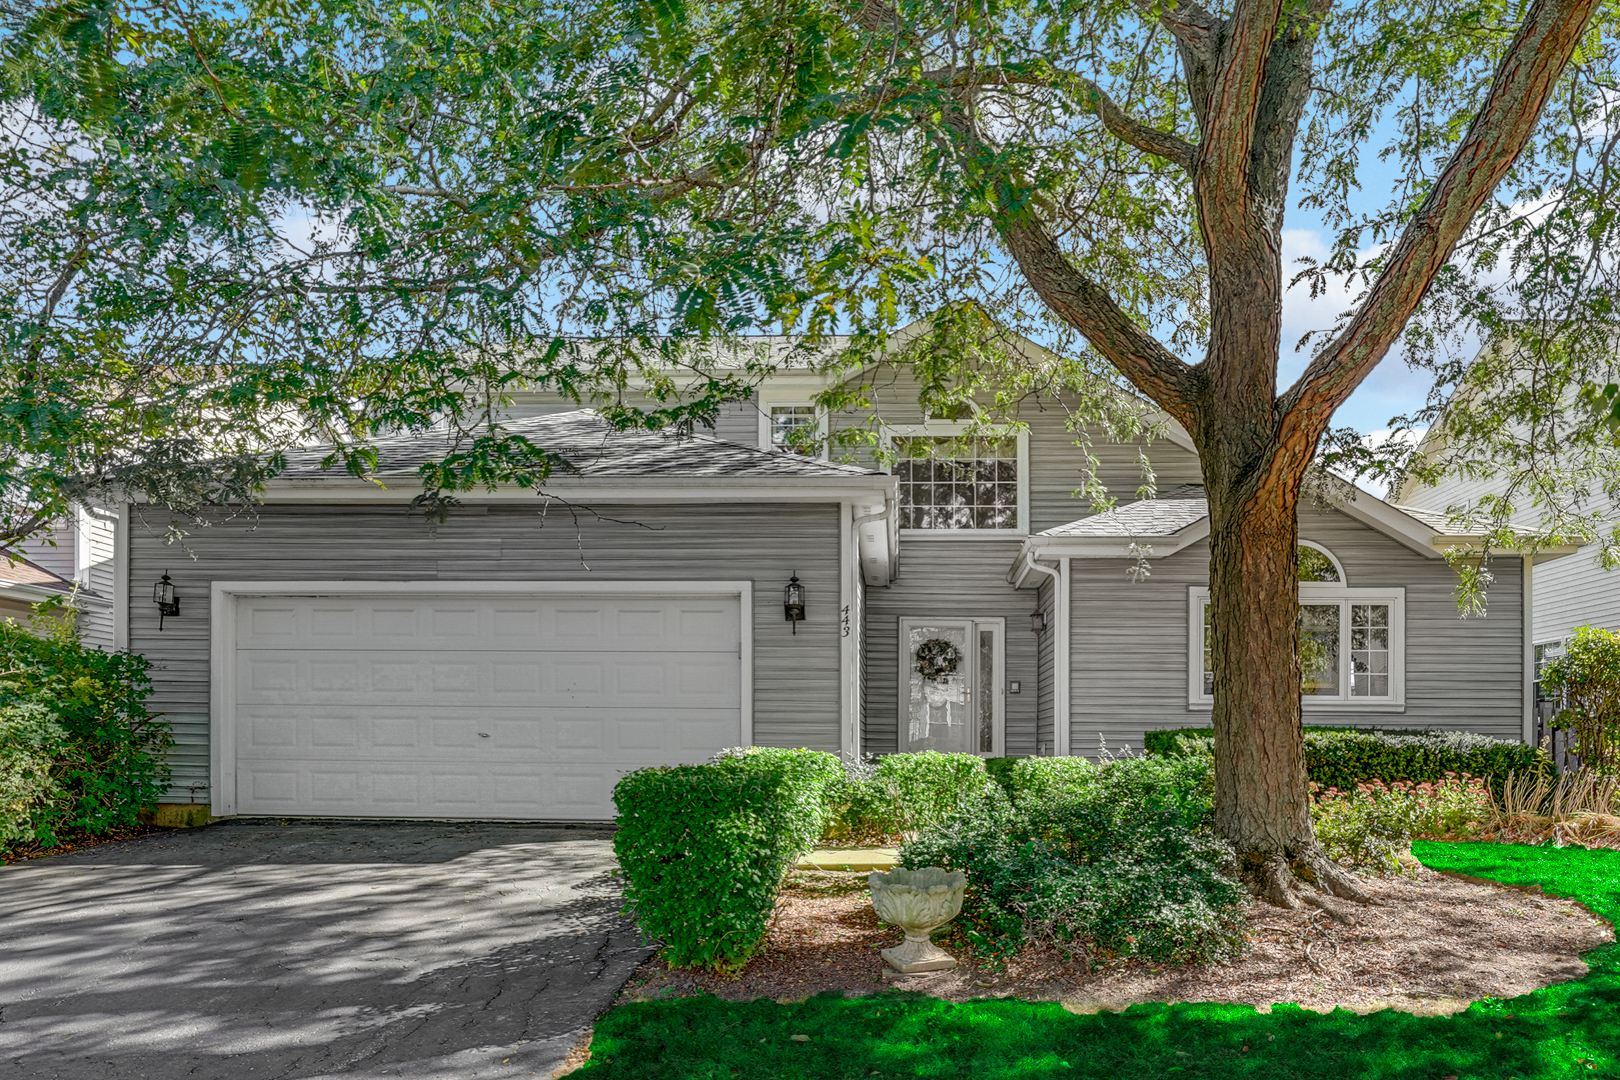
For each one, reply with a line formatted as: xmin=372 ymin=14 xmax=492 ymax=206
xmin=896 ymin=616 xmax=1006 ymax=757
xmin=209 ymin=579 xmax=755 ymax=817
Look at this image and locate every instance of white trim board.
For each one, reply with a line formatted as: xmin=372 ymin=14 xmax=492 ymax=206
xmin=208 ymin=579 xmax=755 ymax=818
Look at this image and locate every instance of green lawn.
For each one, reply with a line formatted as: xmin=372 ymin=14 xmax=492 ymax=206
xmin=579 ymin=843 xmax=1620 ymax=1079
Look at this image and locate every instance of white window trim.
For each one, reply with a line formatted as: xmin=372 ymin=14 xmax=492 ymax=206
xmin=757 ymin=396 xmax=829 ymax=459
xmin=1298 ymin=539 xmax=1347 ymax=582
xmin=1187 ymin=584 xmax=1406 ymax=709
xmin=884 ymin=421 xmax=1031 ymax=536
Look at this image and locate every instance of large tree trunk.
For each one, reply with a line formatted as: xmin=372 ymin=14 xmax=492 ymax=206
xmin=1200 ymin=431 xmax=1374 ymax=910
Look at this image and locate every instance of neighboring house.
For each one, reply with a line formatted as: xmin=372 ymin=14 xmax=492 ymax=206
xmin=1389 ymin=373 xmax=1613 ymax=691
xmin=8 ymin=507 xmax=122 ymax=650
xmin=0 ymin=552 xmax=76 ymax=623
xmin=77 ymin=328 xmax=1543 ymax=823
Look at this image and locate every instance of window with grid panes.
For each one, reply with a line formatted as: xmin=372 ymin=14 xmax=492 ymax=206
xmin=894 ymin=437 xmax=1018 ymax=529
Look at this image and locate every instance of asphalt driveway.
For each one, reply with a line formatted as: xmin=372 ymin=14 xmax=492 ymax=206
xmin=0 ymin=820 xmax=651 ymax=1080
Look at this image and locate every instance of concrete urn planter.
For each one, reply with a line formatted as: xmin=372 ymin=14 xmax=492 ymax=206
xmin=868 ymin=867 xmax=967 ymax=973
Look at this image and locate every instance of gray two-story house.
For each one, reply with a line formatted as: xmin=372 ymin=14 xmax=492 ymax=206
xmin=86 ymin=327 xmax=1542 ymax=822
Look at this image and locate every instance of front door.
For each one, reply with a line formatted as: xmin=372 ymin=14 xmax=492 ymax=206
xmin=898 ymin=618 xmax=1004 ymax=755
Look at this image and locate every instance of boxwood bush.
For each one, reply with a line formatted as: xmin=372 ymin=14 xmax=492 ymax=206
xmin=1 ymin=617 xmax=169 ymax=855
xmin=901 ymin=755 xmax=1243 ymax=965
xmin=986 ymin=756 xmax=1099 ymax=808
xmin=824 ymin=751 xmax=1008 ymax=843
xmin=1145 ymin=725 xmax=1545 ymax=797
xmin=612 ymin=747 xmax=843 ymax=973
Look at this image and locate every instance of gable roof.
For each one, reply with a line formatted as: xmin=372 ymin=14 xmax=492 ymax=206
xmin=0 ymin=552 xmax=74 ymax=604
xmin=277 ymin=409 xmax=881 ymax=482
xmin=1010 ymin=482 xmax=1540 ymax=586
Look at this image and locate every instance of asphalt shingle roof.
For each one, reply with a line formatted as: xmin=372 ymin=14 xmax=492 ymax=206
xmin=0 ymin=554 xmax=72 ymax=593
xmin=279 ymin=409 xmax=881 ymax=481
xmin=1038 ymin=485 xmax=1209 ymax=538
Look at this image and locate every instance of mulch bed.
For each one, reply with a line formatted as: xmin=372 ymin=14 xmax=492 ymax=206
xmin=619 ymin=864 xmax=1614 ymax=1016
xmin=0 ymin=823 xmax=162 ymax=865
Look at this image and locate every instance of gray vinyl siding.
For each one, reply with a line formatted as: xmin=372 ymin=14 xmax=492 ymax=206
xmin=1066 ymin=504 xmax=1525 ymax=755
xmin=1533 ymin=551 xmax=1620 ymax=643
xmin=860 ymin=535 xmax=1039 ymax=756
xmin=17 ymin=519 xmax=76 ymax=581
xmin=75 ymin=506 xmax=117 ymax=651
xmin=825 ymin=367 xmax=1204 ymax=532
xmin=130 ymin=502 xmax=844 ymax=802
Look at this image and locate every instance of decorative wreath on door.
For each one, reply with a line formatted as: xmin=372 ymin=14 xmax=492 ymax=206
xmin=915 ymin=637 xmax=963 ymax=680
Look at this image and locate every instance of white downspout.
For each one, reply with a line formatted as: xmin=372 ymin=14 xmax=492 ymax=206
xmin=1523 ymin=554 xmax=1535 ymax=746
xmin=1019 ymin=549 xmax=1070 ymax=757
xmin=845 ymin=499 xmax=891 ymax=760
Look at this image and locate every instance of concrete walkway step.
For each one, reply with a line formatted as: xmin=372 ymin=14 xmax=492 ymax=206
xmin=795 ymin=847 xmax=900 ymax=871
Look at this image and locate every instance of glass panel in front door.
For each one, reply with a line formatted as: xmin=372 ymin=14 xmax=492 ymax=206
xmin=977 ymin=627 xmax=995 ymax=754
xmin=906 ymin=623 xmax=974 ymax=752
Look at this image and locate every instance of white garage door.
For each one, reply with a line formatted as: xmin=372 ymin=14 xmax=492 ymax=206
xmin=229 ymin=591 xmax=743 ymax=820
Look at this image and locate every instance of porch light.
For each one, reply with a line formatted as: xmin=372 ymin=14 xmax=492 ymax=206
xmin=784 ymin=573 xmax=805 ymax=634
xmin=1029 ymin=610 xmax=1047 ymax=634
xmin=153 ymin=572 xmax=179 ymax=630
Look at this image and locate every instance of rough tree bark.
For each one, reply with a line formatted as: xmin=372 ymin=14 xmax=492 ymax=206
xmin=969 ymin=0 xmax=1602 ymax=907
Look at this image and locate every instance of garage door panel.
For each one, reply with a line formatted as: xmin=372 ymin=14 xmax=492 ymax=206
xmin=236 ymin=598 xmax=741 ymax=652
xmin=234 ymin=759 xmax=650 ymax=818
xmin=238 ymin=705 xmax=739 ymax=759
xmin=232 ymin=592 xmax=743 ymax=820
xmin=237 ymin=653 xmax=740 ymax=707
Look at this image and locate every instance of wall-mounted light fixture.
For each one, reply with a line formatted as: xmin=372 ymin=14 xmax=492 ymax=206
xmin=783 ymin=572 xmax=805 ymax=634
xmin=1029 ymin=609 xmax=1047 ymax=635
xmin=153 ymin=572 xmax=179 ymax=630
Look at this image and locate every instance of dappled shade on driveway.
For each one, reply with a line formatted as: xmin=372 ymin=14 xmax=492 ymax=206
xmin=0 ymin=820 xmax=649 ymax=1079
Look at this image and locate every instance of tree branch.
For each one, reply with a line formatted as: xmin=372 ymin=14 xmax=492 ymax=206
xmin=1279 ymin=0 xmax=1604 ymax=436
xmin=1077 ymin=78 xmax=1197 ymax=172
xmin=1000 ymin=214 xmax=1199 ymax=420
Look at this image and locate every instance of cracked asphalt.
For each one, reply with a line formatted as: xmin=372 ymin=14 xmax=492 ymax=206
xmin=0 ymin=820 xmax=651 ymax=1080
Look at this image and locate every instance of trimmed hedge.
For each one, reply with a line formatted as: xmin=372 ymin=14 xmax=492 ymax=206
xmin=986 ymin=756 xmax=1100 ymax=808
xmin=612 ymin=748 xmax=842 ymax=973
xmin=826 ymin=751 xmax=1008 ymax=842
xmin=1145 ymin=726 xmax=1547 ymax=796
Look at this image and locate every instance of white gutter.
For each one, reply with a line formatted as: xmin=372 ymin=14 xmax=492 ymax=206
xmin=1018 ymin=549 xmax=1070 ymax=757
xmin=252 ymin=476 xmax=896 ymax=503
xmin=1523 ymin=554 xmax=1535 ymax=746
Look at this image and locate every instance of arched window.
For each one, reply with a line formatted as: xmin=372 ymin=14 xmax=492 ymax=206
xmin=1190 ymin=540 xmax=1404 ymax=707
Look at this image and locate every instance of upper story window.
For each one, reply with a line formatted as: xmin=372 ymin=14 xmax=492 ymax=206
xmin=768 ymin=404 xmax=820 ymax=455
xmin=888 ymin=422 xmax=1028 ymax=532
xmin=1190 ymin=542 xmax=1404 ymax=707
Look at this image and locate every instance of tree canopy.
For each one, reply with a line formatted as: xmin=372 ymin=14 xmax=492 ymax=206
xmin=3 ymin=0 xmax=1614 ymax=542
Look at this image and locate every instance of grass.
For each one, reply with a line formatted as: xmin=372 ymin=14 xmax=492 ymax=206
xmin=578 ymin=842 xmax=1620 ymax=1078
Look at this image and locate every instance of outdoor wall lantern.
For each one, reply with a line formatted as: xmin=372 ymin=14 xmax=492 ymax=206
xmin=1029 ymin=610 xmax=1048 ymax=635
xmin=153 ymin=572 xmax=179 ymax=630
xmin=783 ymin=572 xmax=805 ymax=634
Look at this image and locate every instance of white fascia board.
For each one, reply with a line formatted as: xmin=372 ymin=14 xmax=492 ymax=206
xmin=1331 ymin=492 xmax=1446 ymax=558
xmin=1431 ymin=537 xmax=1584 ymax=565
xmin=1011 ymin=518 xmax=1212 ymax=583
xmin=0 ymin=581 xmax=65 ymax=604
xmin=254 ymin=475 xmax=897 ymax=503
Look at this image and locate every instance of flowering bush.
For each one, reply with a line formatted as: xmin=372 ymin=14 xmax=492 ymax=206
xmin=1310 ymin=771 xmax=1492 ymax=874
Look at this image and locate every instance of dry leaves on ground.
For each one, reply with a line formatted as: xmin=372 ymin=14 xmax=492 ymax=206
xmin=619 ymin=866 xmax=1613 ymax=1016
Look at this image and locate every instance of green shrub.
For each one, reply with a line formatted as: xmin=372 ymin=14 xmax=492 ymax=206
xmin=0 ymin=618 xmax=169 ymax=854
xmin=825 ymin=751 xmax=1008 ymax=843
xmin=1540 ymin=626 xmax=1620 ymax=771
xmin=1310 ymin=773 xmax=1493 ymax=874
xmin=1146 ymin=725 xmax=1544 ymax=797
xmin=900 ymin=754 xmax=1243 ymax=965
xmin=989 ymin=756 xmax=1100 ymax=808
xmin=613 ymin=747 xmax=842 ymax=973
